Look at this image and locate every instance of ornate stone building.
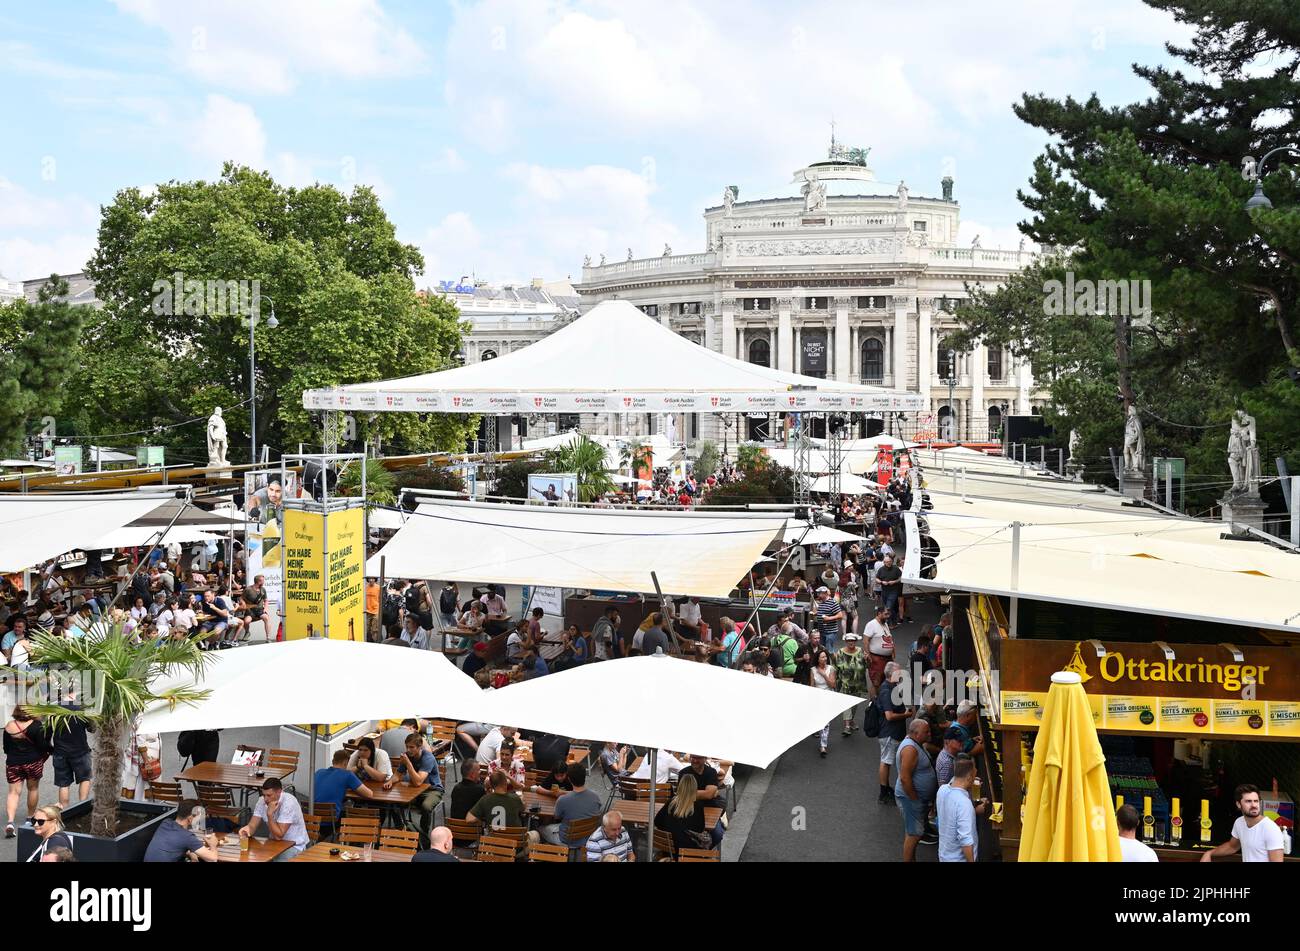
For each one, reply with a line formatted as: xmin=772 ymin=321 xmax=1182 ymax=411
xmin=574 ymin=145 xmax=1044 ymax=447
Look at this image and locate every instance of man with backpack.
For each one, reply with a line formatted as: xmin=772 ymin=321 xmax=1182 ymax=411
xmin=869 ymin=662 xmax=912 ymax=803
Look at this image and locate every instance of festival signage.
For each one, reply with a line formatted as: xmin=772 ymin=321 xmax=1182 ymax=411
xmin=282 ymin=505 xmax=365 ymax=641
xmin=283 ymin=509 xmax=325 ymax=640
xmin=993 ymin=638 xmax=1300 ymax=737
xmin=326 ymin=507 xmax=365 ymax=642
xmin=875 ymin=448 xmax=894 ymax=487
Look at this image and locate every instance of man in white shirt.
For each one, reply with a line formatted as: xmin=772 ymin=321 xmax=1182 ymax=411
xmin=630 ymin=749 xmax=688 ymax=784
xmin=475 ymin=725 xmax=517 ymax=766
xmin=591 ymin=606 xmax=619 ymax=660
xmin=238 ymin=777 xmax=308 ymax=861
xmin=480 ymin=586 xmax=509 ymax=635
xmin=1200 ymin=784 xmax=1286 ymax=862
xmin=1116 ymin=804 xmax=1159 ymax=862
xmin=402 ymin=615 xmax=431 ymax=650
xmin=863 ymin=604 xmax=894 ymax=695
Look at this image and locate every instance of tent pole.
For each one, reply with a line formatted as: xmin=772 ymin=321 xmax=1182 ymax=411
xmin=736 ymin=520 xmax=814 ymax=668
xmin=645 ymin=747 xmax=658 ymax=862
xmin=308 ymin=723 xmax=318 ymax=815
xmin=1008 ymin=521 xmax=1021 ymax=638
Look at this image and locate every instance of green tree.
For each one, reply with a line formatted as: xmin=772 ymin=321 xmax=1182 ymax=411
xmin=495 ymin=457 xmax=545 ymax=501
xmin=736 ymin=443 xmax=768 ymax=475
xmin=544 ymin=436 xmax=616 ymax=502
xmin=956 ymin=1 xmax=1300 ymax=505
xmin=700 ymin=463 xmax=793 ymax=506
xmin=692 ymin=439 xmax=720 ymax=478
xmin=0 ymin=277 xmax=85 ymax=455
xmin=336 ymin=458 xmax=398 ymax=507
xmin=10 ymin=621 xmax=209 ymax=838
xmin=82 ymin=164 xmax=476 ymax=462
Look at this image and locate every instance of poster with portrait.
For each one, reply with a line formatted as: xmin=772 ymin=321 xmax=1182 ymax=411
xmin=527 ymin=473 xmax=578 ymax=505
xmin=243 ymin=470 xmax=301 ymax=630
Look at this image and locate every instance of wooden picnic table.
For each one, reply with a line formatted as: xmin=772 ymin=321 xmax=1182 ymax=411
xmin=214 ymin=836 xmax=295 ymax=863
xmin=290 ymin=842 xmax=413 ymax=863
xmin=176 ymin=762 xmax=296 ymax=807
xmin=348 ymin=778 xmax=430 ymax=828
xmin=611 ymin=799 xmax=723 ymax=829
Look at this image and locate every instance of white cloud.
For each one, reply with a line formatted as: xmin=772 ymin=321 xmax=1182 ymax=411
xmin=0 ymin=178 xmax=98 ymax=280
xmin=422 ymin=147 xmax=467 ymax=175
xmin=187 ymin=94 xmax=267 ymax=169
xmin=957 ymin=219 xmax=1032 ymax=253
xmin=0 ymin=234 xmax=97 ymax=282
xmin=111 ymin=0 xmax=427 ymax=95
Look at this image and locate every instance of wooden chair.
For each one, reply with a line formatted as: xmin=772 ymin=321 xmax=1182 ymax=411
xmin=337 ymin=818 xmax=380 ymax=848
xmin=444 ymin=817 xmax=481 ymax=857
xmin=524 ymin=768 xmax=546 ymax=788
xmin=146 ymin=780 xmax=183 ymax=804
xmin=561 ymin=815 xmax=602 ymax=862
xmin=477 ymin=834 xmax=519 ymax=863
xmin=378 ymin=828 xmax=420 ymax=855
xmin=266 ymin=748 xmax=299 ymax=775
xmin=194 ymin=784 xmax=240 ymax=825
xmin=528 ymin=841 xmax=569 ymax=863
xmin=652 ymin=828 xmax=677 ymax=862
xmin=677 ymin=847 xmax=720 ymax=862
xmin=620 ymin=778 xmax=672 ymax=801
xmin=303 ymin=814 xmax=326 ymax=844
xmin=344 ymin=804 xmax=381 ymax=822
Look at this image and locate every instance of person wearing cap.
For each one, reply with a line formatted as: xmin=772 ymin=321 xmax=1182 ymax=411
xmin=765 ymin=607 xmax=806 ymax=642
xmin=833 ymin=630 xmax=869 ymax=736
xmin=462 ymin=640 xmax=490 ymax=678
xmin=951 ymin=700 xmax=984 ymax=757
xmin=935 ymin=727 xmax=965 ymax=785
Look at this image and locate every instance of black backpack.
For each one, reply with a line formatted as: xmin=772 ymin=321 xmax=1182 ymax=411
xmin=438 ymin=588 xmax=457 ymax=615
xmin=177 ymin=731 xmax=197 ymax=759
xmin=382 ymin=592 xmax=402 ymax=626
xmin=863 ymin=693 xmax=884 ymax=738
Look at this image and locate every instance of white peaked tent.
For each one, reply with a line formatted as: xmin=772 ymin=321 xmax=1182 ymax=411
xmin=88 ymin=526 xmax=225 ymax=549
xmin=366 ymin=499 xmax=787 ymax=597
xmin=809 ymin=472 xmax=878 ymax=495
xmin=780 ymin=524 xmax=862 ymax=545
xmin=138 ymin=638 xmax=489 ymax=734
xmin=481 ymin=654 xmax=857 ymax=768
xmin=0 ymin=494 xmax=173 ymax=571
xmin=304 ymin=300 xmax=923 ymax=414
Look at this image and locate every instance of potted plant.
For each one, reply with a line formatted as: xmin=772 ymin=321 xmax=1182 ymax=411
xmin=7 ymin=619 xmax=210 ymax=861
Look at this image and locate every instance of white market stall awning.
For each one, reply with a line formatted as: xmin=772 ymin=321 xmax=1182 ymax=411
xmin=304 ymin=300 xmax=923 ymax=414
xmin=781 ymin=524 xmax=863 ymax=545
xmin=367 ymin=499 xmax=787 ymax=597
xmin=0 ymin=494 xmax=174 ymax=572
xmin=481 ymin=654 xmax=857 ymax=768
xmin=139 ymin=638 xmax=489 ymax=734
xmin=809 ymin=472 xmax=878 ymax=495
xmin=128 ymin=499 xmax=250 ymax=530
xmin=88 ymin=525 xmax=225 ymax=549
xmin=368 ymin=507 xmax=408 ymax=531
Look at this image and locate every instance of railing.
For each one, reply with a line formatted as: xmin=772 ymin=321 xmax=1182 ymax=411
xmin=582 ymin=252 xmax=717 ymax=280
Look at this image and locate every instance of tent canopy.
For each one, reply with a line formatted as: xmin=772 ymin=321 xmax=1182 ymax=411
xmin=367 ymin=499 xmax=786 ymax=597
xmin=480 ymin=654 xmax=856 ymax=767
xmin=304 ymin=300 xmax=923 ymax=414
xmin=89 ymin=525 xmax=225 ymax=549
xmin=0 ymin=494 xmax=174 ymax=572
xmin=809 ymin=472 xmax=878 ymax=495
xmin=781 ymin=524 xmax=862 ymax=545
xmin=139 ymin=638 xmax=488 ymax=734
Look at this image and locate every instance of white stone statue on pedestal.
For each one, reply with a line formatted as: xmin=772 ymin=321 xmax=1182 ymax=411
xmin=207 ymin=407 xmax=229 ymax=467
xmin=1227 ymin=409 xmax=1260 ymax=495
xmin=1122 ymin=404 xmax=1144 ymax=474
xmin=897 ymin=180 xmax=909 ymax=208
xmin=722 ymin=186 xmax=735 ymax=216
xmin=802 ymin=173 xmax=826 ymax=213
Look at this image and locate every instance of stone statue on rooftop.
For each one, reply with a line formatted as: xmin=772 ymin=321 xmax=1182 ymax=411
xmin=1122 ymin=404 xmax=1145 ymax=474
xmin=207 ymin=407 xmax=229 ymax=467
xmin=1227 ymin=408 xmax=1260 ymax=495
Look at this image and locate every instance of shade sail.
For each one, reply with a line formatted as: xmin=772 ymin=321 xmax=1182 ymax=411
xmin=780 ymin=524 xmax=863 ymax=545
xmin=908 ymin=485 xmax=1300 ymax=632
xmin=0 ymin=494 xmax=171 ymax=571
xmin=1019 ymin=672 xmax=1121 ymax=862
xmin=481 ymin=654 xmax=857 ymax=767
xmin=304 ymin=300 xmax=924 ymax=414
xmin=88 ymin=525 xmax=225 ymax=549
xmin=809 ymin=472 xmax=878 ymax=495
xmin=128 ymin=499 xmax=249 ymax=529
xmin=138 ymin=638 xmax=489 ymax=733
xmin=366 ymin=500 xmax=787 ymax=597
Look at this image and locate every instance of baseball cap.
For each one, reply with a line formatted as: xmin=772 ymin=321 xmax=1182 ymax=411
xmin=815 ymin=585 xmax=829 ymax=593
xmin=956 ymin=700 xmax=978 ymax=716
xmin=943 ymin=726 xmax=965 ymax=743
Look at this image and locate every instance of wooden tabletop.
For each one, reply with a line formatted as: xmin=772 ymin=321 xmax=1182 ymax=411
xmin=348 ymin=778 xmax=429 ymax=806
xmin=610 ymin=799 xmax=723 ymax=829
xmin=290 ymin=842 xmax=413 ymax=863
xmin=176 ymin=762 xmax=295 ymax=788
xmin=214 ymin=836 xmax=295 ymax=863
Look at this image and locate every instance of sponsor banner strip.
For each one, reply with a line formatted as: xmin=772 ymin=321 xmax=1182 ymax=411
xmin=303 ymin=389 xmax=927 ymax=413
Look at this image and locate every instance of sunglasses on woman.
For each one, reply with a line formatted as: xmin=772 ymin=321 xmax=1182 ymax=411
xmin=32 ymin=818 xmax=48 ymax=826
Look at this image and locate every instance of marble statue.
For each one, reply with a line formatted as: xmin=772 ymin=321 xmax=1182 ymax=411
xmin=896 ymin=180 xmax=909 ymax=207
xmin=583 ymin=254 xmax=591 ymax=267
xmin=971 ymin=235 xmax=982 ymax=249
xmin=627 ymin=247 xmax=633 ymax=261
xmin=802 ymin=173 xmax=826 ymax=213
xmin=207 ymin=407 xmax=229 ymax=467
xmin=599 ymin=253 xmax=606 ymax=266
xmin=1018 ymin=238 xmax=1026 ymax=253
xmin=663 ymin=244 xmax=672 ymax=256
xmin=1227 ymin=409 xmax=1260 ymax=494
xmin=1122 ymin=404 xmax=1145 ymax=473
xmin=941 ymin=175 xmax=953 ymax=201
xmin=723 ymin=186 xmax=735 ymax=215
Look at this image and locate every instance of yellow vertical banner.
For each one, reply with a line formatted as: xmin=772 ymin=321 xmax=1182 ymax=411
xmin=326 ymin=507 xmax=366 ymax=642
xmin=283 ymin=509 xmax=325 ymax=640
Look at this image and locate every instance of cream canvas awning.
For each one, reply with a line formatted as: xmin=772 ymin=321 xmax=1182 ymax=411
xmin=304 ymin=300 xmax=923 ymax=414
xmin=366 ymin=500 xmax=788 ymax=597
xmin=0 ymin=494 xmax=174 ymax=572
xmin=88 ymin=525 xmax=226 ymax=549
xmin=480 ymin=654 xmax=857 ymax=767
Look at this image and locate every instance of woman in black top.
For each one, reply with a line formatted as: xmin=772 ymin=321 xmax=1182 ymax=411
xmin=653 ymin=772 xmax=706 ymax=853
xmin=5 ymin=707 xmax=50 ymax=838
xmin=26 ymin=803 xmax=74 ymax=862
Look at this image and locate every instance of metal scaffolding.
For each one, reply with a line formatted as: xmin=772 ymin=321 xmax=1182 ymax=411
xmin=792 ymin=412 xmax=811 ymax=506
xmin=826 ymin=415 xmax=844 ymax=500
xmin=483 ymin=414 xmax=498 ymax=488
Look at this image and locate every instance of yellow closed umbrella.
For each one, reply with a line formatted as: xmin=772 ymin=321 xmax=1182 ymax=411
xmin=1018 ymin=671 xmax=1121 ymax=861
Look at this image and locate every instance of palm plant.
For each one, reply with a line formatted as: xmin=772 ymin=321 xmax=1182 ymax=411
xmin=545 ymin=436 xmax=616 ymax=502
xmin=337 ymin=458 xmax=398 ymax=507
xmin=6 ymin=620 xmax=210 ymax=837
xmin=619 ymin=441 xmax=654 ymax=477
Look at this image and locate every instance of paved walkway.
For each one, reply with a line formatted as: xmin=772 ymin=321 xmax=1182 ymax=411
xmin=740 ymin=598 xmax=945 ymax=862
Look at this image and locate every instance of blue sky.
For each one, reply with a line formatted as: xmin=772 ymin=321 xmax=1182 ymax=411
xmin=0 ymin=0 xmax=1193 ymax=287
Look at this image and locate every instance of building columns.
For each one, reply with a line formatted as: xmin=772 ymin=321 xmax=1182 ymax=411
xmin=917 ymin=302 xmax=932 ymax=410
xmin=777 ymin=302 xmax=793 ymax=372
xmin=971 ymin=339 xmax=985 ymax=440
xmin=893 ymin=302 xmax=909 ymax=391
xmin=720 ymin=301 xmax=736 ymax=360
xmin=834 ymin=299 xmax=850 ymax=383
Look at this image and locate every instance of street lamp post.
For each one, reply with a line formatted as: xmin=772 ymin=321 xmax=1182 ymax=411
xmin=1243 ymin=145 xmax=1300 ymax=212
xmin=248 ymin=295 xmax=279 ymax=465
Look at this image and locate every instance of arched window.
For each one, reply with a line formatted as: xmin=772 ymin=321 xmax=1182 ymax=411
xmin=938 ymin=406 xmax=955 ymax=441
xmin=480 ymin=349 xmax=497 ymax=362
xmin=987 ymin=405 xmax=1003 ymax=439
xmin=860 ymin=337 xmax=884 ymax=383
xmin=748 ymin=337 xmax=770 ymax=367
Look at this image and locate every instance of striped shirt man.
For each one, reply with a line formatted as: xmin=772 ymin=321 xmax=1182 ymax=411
xmin=585 ymin=821 xmax=635 ymax=862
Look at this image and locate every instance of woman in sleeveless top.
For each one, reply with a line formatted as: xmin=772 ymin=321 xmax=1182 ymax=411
xmin=811 ymin=649 xmax=837 ymax=758
xmin=5 ymin=706 xmax=49 ymax=838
